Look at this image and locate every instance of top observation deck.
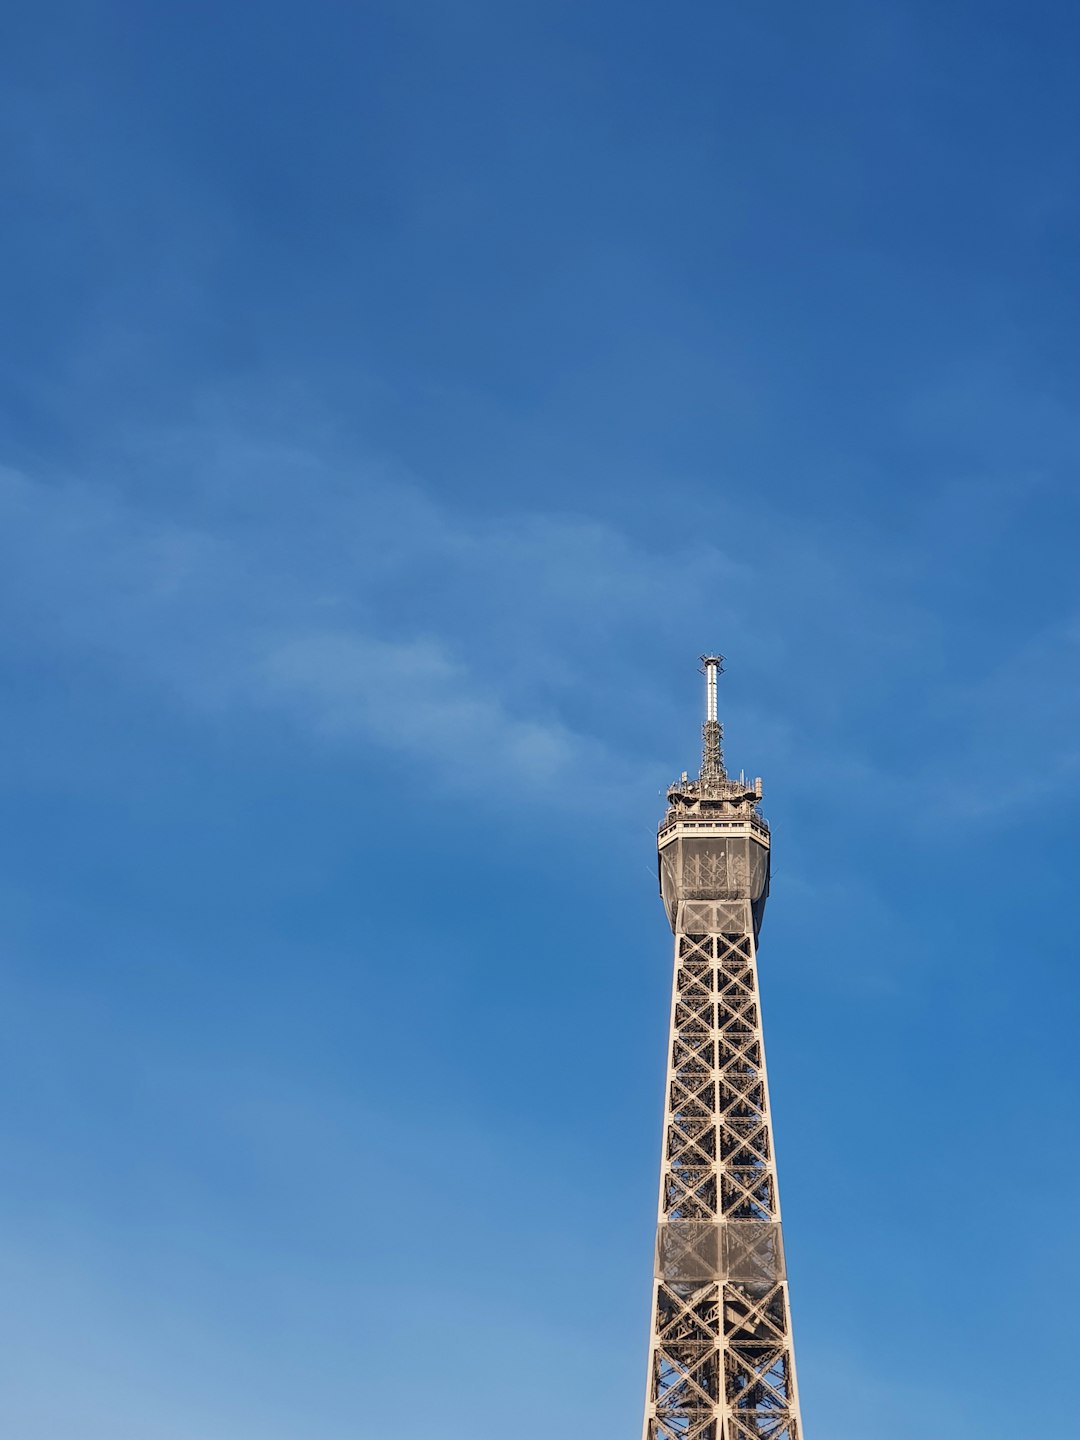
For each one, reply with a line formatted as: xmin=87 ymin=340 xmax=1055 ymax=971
xmin=658 ymin=654 xmax=769 ymax=847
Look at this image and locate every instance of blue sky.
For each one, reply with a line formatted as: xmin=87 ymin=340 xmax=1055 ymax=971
xmin=2 ymin=2 xmax=1079 ymax=1435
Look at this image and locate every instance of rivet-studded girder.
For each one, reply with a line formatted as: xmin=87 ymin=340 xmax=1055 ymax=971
xmin=641 ymin=924 xmax=803 ymax=1440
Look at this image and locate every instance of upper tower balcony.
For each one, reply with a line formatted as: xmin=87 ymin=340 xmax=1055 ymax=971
xmin=656 ymin=656 xmax=771 ymax=936
xmin=657 ymin=654 xmax=769 ymax=844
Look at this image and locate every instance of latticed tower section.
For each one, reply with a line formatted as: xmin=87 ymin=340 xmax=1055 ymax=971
xmin=641 ymin=657 xmax=804 ymax=1440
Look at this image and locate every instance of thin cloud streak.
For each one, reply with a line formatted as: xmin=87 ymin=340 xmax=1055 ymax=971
xmin=257 ymin=630 xmax=597 ymax=787
xmin=2 ymin=443 xmax=1077 ymax=824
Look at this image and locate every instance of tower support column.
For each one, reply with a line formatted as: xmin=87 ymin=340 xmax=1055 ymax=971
xmin=641 ymin=661 xmax=804 ymax=1440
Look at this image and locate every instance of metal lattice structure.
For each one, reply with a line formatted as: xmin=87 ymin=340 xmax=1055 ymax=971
xmin=641 ymin=657 xmax=804 ymax=1440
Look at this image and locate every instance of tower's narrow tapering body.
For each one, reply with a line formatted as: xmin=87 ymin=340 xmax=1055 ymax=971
xmin=641 ymin=658 xmax=804 ymax=1440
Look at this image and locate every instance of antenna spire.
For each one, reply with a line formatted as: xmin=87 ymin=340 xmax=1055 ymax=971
xmin=699 ymin=654 xmax=726 ymax=784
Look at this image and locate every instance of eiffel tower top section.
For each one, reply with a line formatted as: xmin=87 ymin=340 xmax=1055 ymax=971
xmin=660 ymin=655 xmax=768 ymax=835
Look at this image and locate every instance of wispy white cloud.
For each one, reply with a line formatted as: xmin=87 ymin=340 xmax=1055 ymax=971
xmin=257 ymin=629 xmax=597 ymax=786
xmin=0 ymin=460 xmax=655 ymax=803
xmin=3 ymin=432 xmax=1079 ymax=826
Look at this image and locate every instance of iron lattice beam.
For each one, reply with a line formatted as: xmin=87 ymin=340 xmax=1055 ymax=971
xmin=641 ymin=662 xmax=804 ymax=1440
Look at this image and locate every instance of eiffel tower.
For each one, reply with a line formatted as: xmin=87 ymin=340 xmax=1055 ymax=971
xmin=641 ymin=657 xmax=804 ymax=1440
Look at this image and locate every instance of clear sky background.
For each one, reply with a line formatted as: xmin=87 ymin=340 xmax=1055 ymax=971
xmin=2 ymin=3 xmax=1079 ymax=1437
